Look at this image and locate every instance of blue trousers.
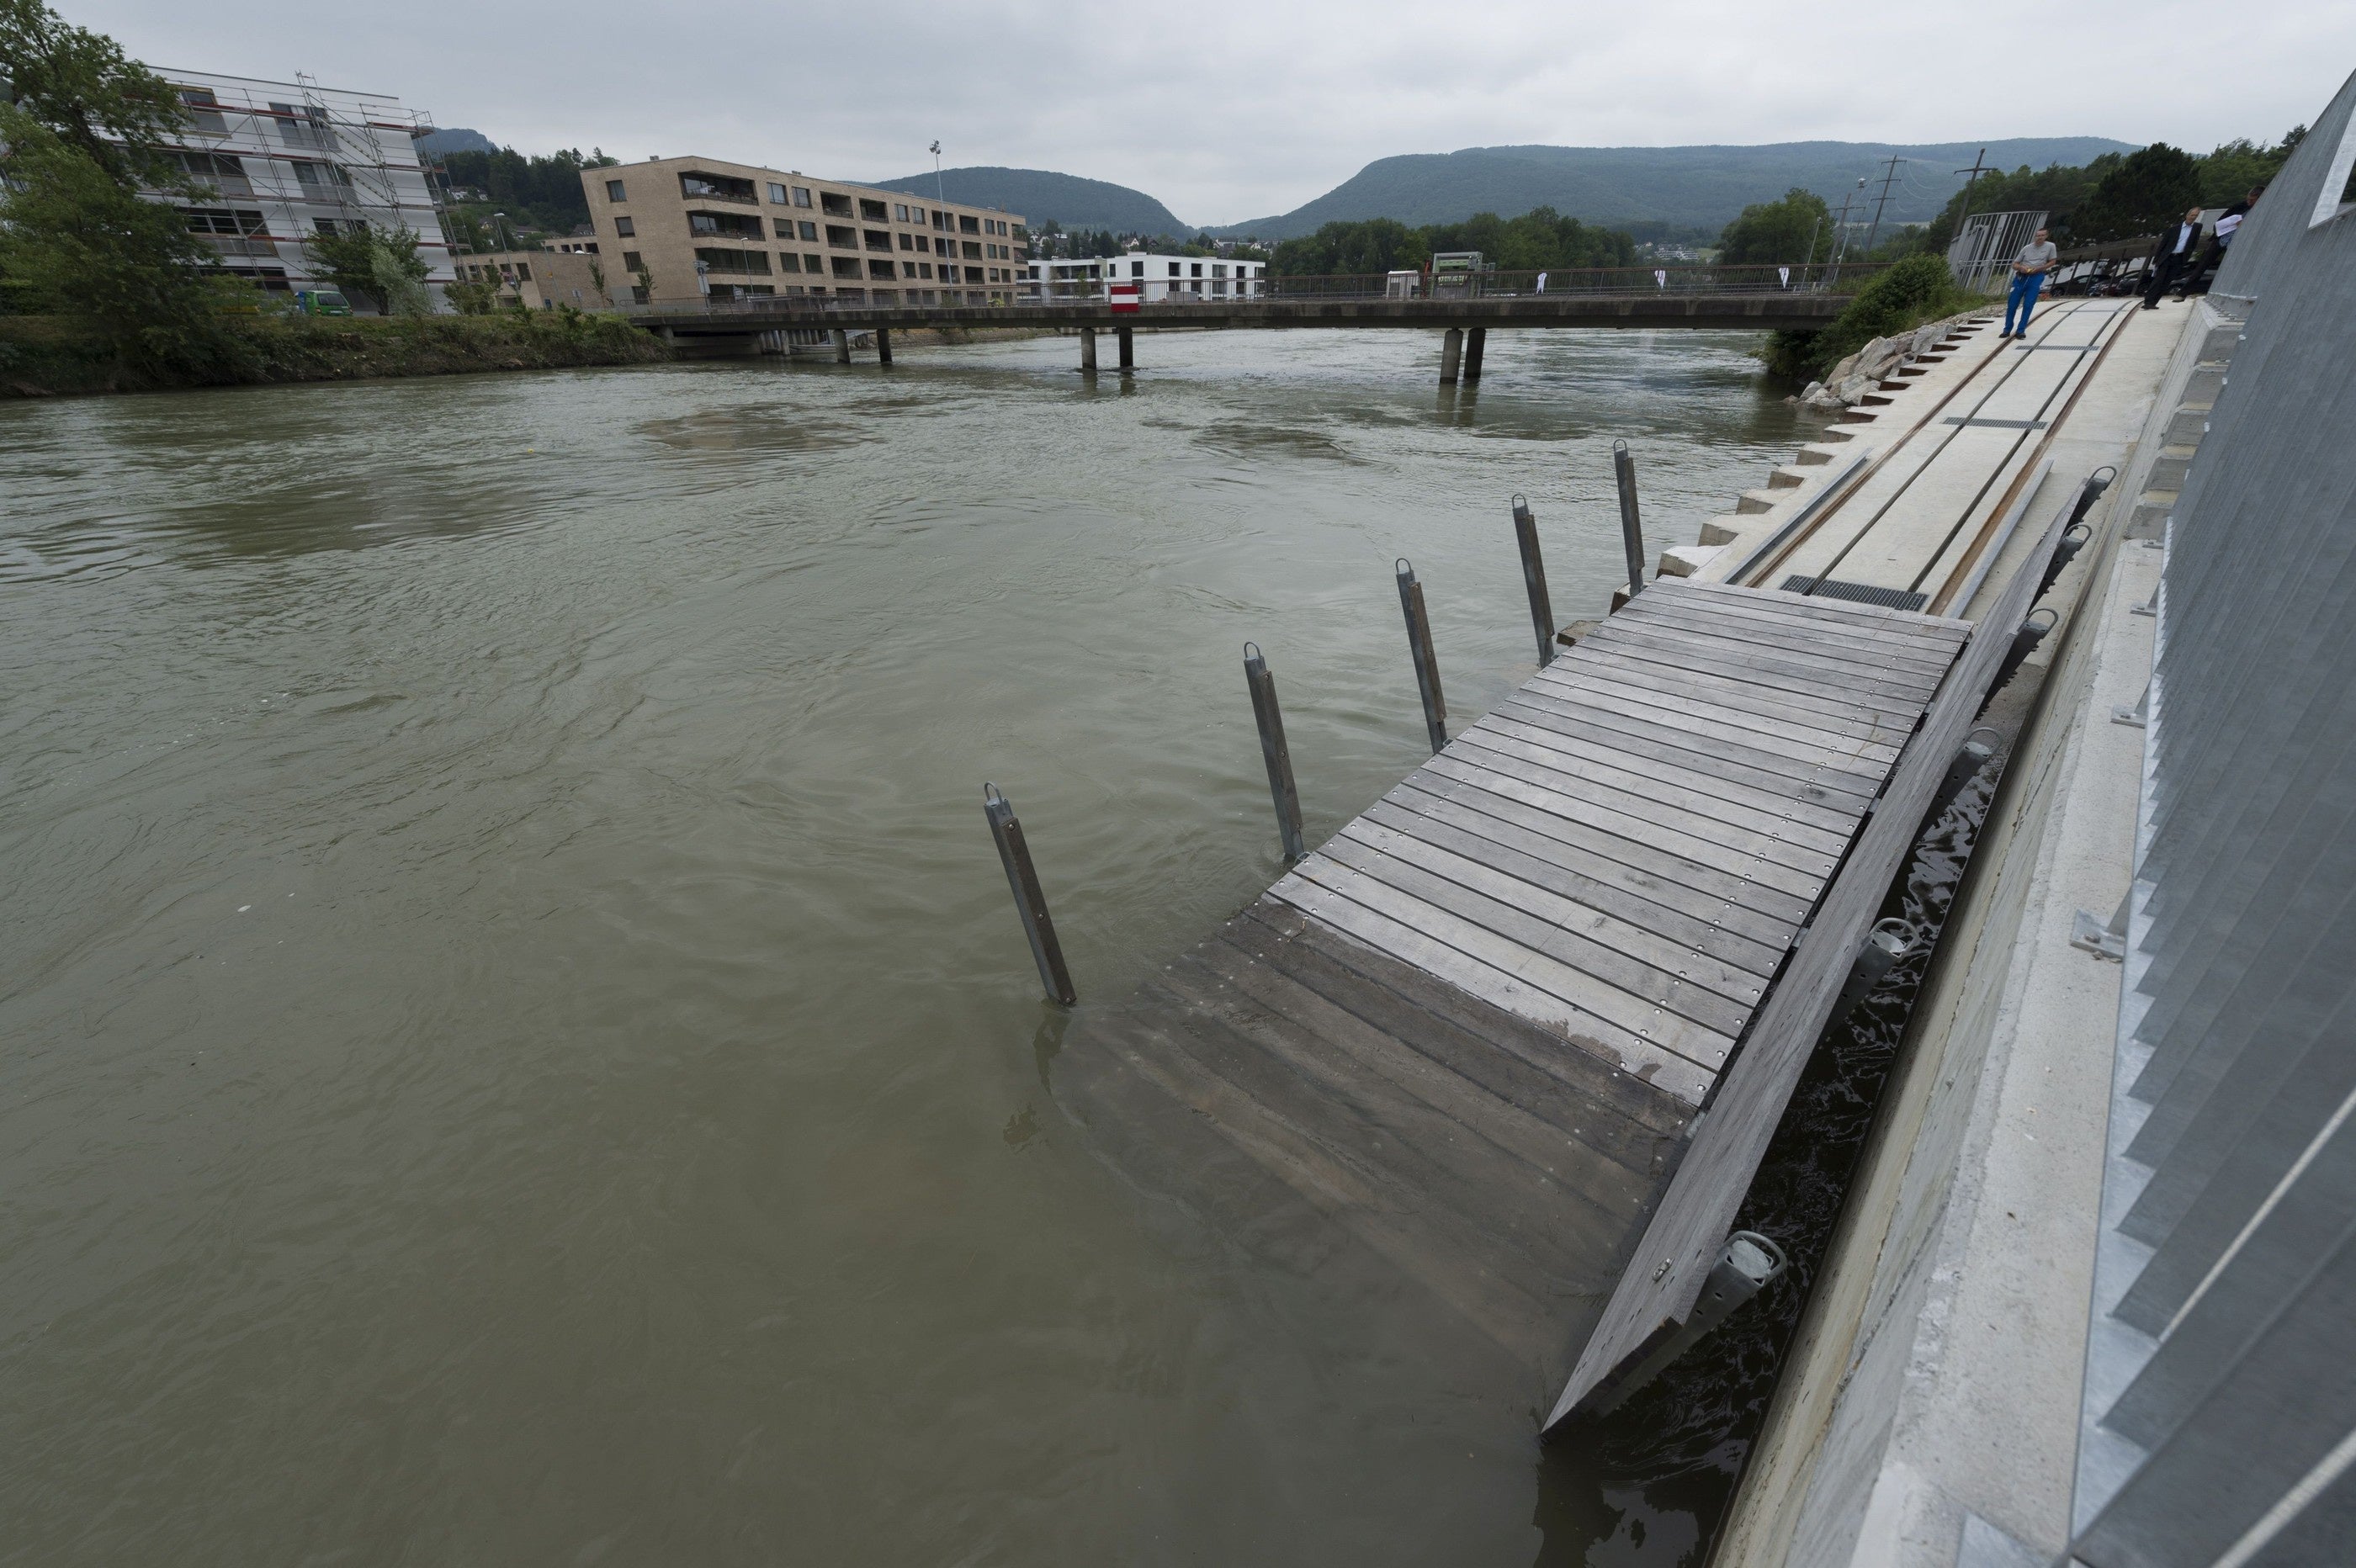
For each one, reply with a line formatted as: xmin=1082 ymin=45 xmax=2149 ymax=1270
xmin=2004 ymin=272 xmax=2045 ymax=334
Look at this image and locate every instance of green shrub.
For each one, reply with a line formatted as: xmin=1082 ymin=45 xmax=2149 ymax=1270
xmin=1764 ymin=253 xmax=1980 ymax=380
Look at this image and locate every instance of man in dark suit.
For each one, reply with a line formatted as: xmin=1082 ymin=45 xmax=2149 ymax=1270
xmin=2143 ymin=208 xmax=2206 ymax=309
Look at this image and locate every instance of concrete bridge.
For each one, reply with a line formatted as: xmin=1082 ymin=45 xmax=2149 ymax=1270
xmin=622 ymin=270 xmax=1877 ymax=380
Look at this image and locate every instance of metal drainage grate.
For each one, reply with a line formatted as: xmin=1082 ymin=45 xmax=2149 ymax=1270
xmin=1778 ymin=575 xmax=1929 ymax=612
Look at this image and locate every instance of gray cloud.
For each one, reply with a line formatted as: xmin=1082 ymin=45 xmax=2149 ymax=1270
xmin=82 ymin=0 xmax=2353 ymax=225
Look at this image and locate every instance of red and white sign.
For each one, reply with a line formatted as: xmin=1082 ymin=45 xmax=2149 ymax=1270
xmin=1109 ymin=283 xmax=1141 ymax=314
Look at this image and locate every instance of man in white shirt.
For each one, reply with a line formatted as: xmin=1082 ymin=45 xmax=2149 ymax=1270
xmin=2002 ymin=227 xmax=2058 ymax=338
xmin=2142 ymin=207 xmax=2206 ymax=309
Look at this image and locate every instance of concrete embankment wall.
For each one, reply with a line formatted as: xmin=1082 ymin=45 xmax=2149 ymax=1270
xmin=1706 ymin=307 xmax=2205 ymax=1568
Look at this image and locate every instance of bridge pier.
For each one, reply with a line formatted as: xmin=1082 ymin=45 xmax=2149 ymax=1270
xmin=876 ymin=326 xmax=892 ymax=366
xmin=1117 ymin=325 xmax=1134 ymax=371
xmin=1464 ymin=326 xmax=1486 ymax=382
xmin=830 ymin=329 xmax=850 ymax=365
xmin=1440 ymin=326 xmax=1462 ymax=384
xmin=1080 ymin=326 xmax=1097 ymax=372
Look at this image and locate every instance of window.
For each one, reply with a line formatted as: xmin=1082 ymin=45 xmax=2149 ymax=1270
xmin=859 ymin=198 xmax=889 ymax=221
xmin=864 ymin=229 xmax=893 ymax=252
xmin=806 ymin=253 xmax=823 ymax=273
xmin=1191 ymin=262 xmax=1202 ymax=276
xmin=898 ymin=233 xmax=915 ymax=251
xmin=292 ymin=160 xmax=351 ymax=190
xmin=313 ymin=217 xmax=340 ymax=236
xmin=793 ymin=186 xmax=812 ymax=208
xmin=174 ymin=86 xmax=227 ymax=133
xmin=959 ymin=214 xmax=980 ymax=235
xmin=820 ymin=192 xmax=852 ymax=216
xmin=825 ymin=225 xmax=856 ymax=248
xmin=893 ymin=203 xmax=909 ymax=221
xmin=830 ymin=255 xmax=861 ymax=278
xmin=183 ymin=206 xmax=267 ymax=236
xmin=517 ymin=262 xmax=533 ymax=281
xmin=680 ymin=171 xmax=758 ymax=203
xmin=933 ymin=237 xmax=949 ymax=256
xmin=919 ymin=262 xmax=933 ymax=278
xmin=962 ymin=241 xmax=982 ymax=260
xmin=964 ymin=265 xmax=984 ymax=283
xmin=614 ymin=215 xmax=636 ymax=237
xmin=793 ymin=220 xmax=815 ymax=241
xmin=606 ymin=178 xmax=627 ymax=202
xmin=777 ymin=252 xmax=801 ymax=273
xmin=1133 ymin=261 xmax=1145 ymax=278
xmin=767 ymin=183 xmax=788 ymax=204
xmin=694 ymin=247 xmax=771 ymax=274
xmin=632 ymin=285 xmax=649 ymax=304
xmin=910 ymin=206 xmax=925 ymax=225
xmin=622 ymin=251 xmax=643 ymax=272
xmin=868 ymin=257 xmax=896 ymax=278
xmin=775 ymin=218 xmax=796 ymax=239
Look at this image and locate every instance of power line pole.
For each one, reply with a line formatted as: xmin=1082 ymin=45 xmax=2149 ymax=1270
xmin=1954 ymin=146 xmax=1993 ymax=228
xmin=1828 ymin=178 xmax=1863 ymax=279
xmin=1863 ymin=154 xmax=1905 ymax=256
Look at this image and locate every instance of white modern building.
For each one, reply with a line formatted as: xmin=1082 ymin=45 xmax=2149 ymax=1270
xmin=144 ymin=69 xmax=457 ymax=303
xmin=1025 ymin=250 xmax=1265 ymax=302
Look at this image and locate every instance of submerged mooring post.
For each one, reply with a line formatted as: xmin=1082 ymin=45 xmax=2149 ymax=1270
xmin=1242 ymin=643 xmax=1307 ymax=862
xmin=1510 ymin=495 xmax=1557 ymax=667
xmin=875 ymin=326 xmax=893 ymax=366
xmin=1576 ymin=1231 xmax=1790 ymax=1420
xmin=982 ymin=783 xmax=1077 ymax=1007
xmin=1613 ymin=439 xmax=1647 ymax=598
xmin=1395 ymin=559 xmax=1448 ymax=753
xmin=1080 ymin=326 xmax=1097 ymax=372
xmin=1463 ymin=326 xmax=1487 ymax=382
xmin=1439 ymin=327 xmax=1463 ymax=384
xmin=1117 ymin=324 xmax=1134 ymax=370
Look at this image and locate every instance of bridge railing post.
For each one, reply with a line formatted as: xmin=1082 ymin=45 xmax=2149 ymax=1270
xmin=1613 ymin=439 xmax=1647 ymax=598
xmin=1395 ymin=559 xmax=1448 ymax=753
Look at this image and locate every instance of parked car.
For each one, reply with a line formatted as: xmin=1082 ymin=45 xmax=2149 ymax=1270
xmin=295 ymin=290 xmax=353 ymax=316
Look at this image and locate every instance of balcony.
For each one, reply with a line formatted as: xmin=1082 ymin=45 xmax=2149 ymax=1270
xmin=688 ymin=209 xmax=766 ymax=241
xmin=694 ymin=246 xmax=772 ymax=276
xmin=863 ymin=230 xmax=893 ymax=252
xmin=679 ymin=171 xmax=759 ymax=204
xmin=820 ymin=192 xmax=852 ymax=217
xmin=825 ymin=225 xmax=857 ymax=249
xmin=859 ymin=198 xmax=889 ymax=221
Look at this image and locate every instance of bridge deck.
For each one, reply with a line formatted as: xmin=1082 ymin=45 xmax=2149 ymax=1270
xmin=628 ymin=291 xmax=1855 ymax=337
xmin=1053 ymin=580 xmax=1968 ymax=1376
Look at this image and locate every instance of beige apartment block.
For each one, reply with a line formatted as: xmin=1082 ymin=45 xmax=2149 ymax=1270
xmin=581 ymin=156 xmax=1027 ymax=305
xmin=455 ymin=244 xmax=620 ymax=310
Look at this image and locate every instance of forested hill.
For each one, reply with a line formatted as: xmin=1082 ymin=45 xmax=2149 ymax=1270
xmin=860 ymin=167 xmax=1186 ymax=234
xmin=1221 ymin=138 xmax=2136 ymax=239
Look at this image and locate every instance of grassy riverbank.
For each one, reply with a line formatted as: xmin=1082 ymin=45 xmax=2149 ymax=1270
xmin=0 ymin=311 xmax=671 ymax=397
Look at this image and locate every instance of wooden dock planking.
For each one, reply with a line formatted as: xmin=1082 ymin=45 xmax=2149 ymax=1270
xmin=1053 ymin=580 xmax=1973 ymax=1384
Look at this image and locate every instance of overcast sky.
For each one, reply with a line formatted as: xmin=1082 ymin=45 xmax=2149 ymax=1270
xmin=82 ymin=0 xmax=2351 ymax=225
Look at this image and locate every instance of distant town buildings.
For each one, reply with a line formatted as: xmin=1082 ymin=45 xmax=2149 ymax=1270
xmin=581 ymin=156 xmax=1027 ymax=305
xmin=147 ymin=69 xmax=456 ymax=301
xmin=1026 ymin=251 xmax=1265 ymax=302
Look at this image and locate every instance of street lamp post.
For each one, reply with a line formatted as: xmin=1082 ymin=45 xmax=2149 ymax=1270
xmin=930 ymin=140 xmax=945 ymax=209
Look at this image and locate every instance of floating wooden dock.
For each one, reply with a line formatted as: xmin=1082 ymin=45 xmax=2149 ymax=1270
xmin=1053 ymin=574 xmax=2027 ymax=1408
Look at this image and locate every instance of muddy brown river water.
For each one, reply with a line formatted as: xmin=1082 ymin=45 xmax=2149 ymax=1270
xmin=1 ymin=327 xmax=1812 ymax=1565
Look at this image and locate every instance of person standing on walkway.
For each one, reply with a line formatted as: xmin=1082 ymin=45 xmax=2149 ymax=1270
xmin=2143 ymin=208 xmax=2206 ymax=309
xmin=2002 ymin=226 xmax=2058 ymax=338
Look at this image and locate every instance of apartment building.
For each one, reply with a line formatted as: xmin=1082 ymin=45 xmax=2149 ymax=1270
xmin=1025 ymin=251 xmax=1265 ymax=303
xmin=149 ymin=69 xmax=457 ymax=300
xmin=456 ymin=243 xmax=619 ymax=310
xmin=583 ymin=156 xmax=1026 ymax=305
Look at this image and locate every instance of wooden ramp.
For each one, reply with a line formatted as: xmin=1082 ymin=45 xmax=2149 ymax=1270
xmin=1053 ymin=578 xmax=1973 ymax=1387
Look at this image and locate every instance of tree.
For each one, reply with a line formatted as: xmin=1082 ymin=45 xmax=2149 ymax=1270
xmin=0 ymin=2 xmax=252 ymax=374
xmin=0 ymin=0 xmax=187 ymax=184
xmin=2198 ymin=132 xmax=2301 ymax=206
xmin=2072 ymin=143 xmax=2202 ymax=243
xmin=1717 ymin=188 xmax=1833 ymax=264
xmin=305 ymin=224 xmax=432 ymax=314
xmin=0 ymin=109 xmax=249 ymax=371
